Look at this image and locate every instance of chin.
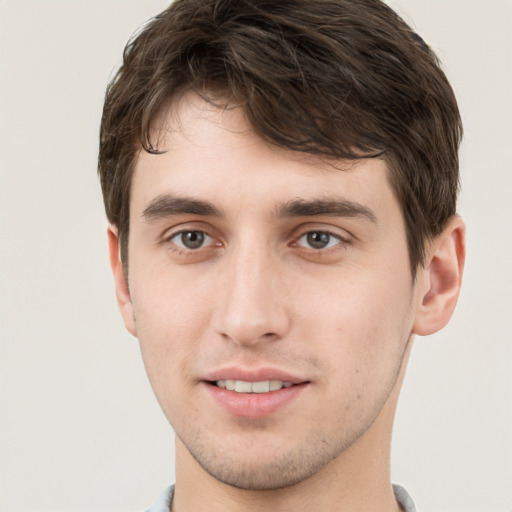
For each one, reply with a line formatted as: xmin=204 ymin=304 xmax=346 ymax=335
xmin=180 ymin=428 xmax=353 ymax=491
xmin=197 ymin=457 xmax=325 ymax=490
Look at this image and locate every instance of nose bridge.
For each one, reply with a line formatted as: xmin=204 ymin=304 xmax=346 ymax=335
xmin=214 ymin=235 xmax=289 ymax=345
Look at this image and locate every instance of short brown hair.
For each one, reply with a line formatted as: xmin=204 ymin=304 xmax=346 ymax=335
xmin=98 ymin=0 xmax=462 ymax=276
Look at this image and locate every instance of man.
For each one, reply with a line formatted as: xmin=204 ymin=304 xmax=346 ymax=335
xmin=98 ymin=0 xmax=465 ymax=510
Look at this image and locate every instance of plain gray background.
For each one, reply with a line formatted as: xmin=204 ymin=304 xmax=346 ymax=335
xmin=1 ymin=1 xmax=511 ymax=510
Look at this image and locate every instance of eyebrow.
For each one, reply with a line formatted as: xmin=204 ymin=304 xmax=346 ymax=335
xmin=142 ymin=194 xmax=377 ymax=224
xmin=276 ymin=198 xmax=377 ymax=223
xmin=142 ymin=194 xmax=223 ymax=220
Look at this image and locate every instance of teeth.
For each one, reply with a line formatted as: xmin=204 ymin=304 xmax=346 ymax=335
xmin=251 ymin=381 xmax=270 ymax=393
xmin=270 ymin=380 xmax=283 ymax=391
xmin=235 ymin=380 xmax=253 ymax=393
xmin=215 ymin=379 xmax=294 ymax=393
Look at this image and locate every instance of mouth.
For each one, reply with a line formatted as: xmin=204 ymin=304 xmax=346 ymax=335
xmin=212 ymin=379 xmax=294 ymax=394
xmin=204 ymin=374 xmax=309 ymax=417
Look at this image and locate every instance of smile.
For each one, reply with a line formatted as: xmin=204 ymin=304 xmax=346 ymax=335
xmin=215 ymin=379 xmax=294 ymax=393
xmin=207 ymin=378 xmax=308 ymax=417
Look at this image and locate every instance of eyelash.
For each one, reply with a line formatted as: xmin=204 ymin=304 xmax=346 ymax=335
xmin=167 ymin=230 xmax=219 ymax=252
xmin=164 ymin=227 xmax=350 ymax=256
xmin=293 ymin=230 xmax=348 ymax=251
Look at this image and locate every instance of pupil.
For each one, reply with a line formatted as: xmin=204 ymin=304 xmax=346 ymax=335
xmin=307 ymin=232 xmax=329 ymax=249
xmin=182 ymin=231 xmax=204 ymax=249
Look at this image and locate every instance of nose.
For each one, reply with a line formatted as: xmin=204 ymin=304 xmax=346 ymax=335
xmin=212 ymin=242 xmax=291 ymax=346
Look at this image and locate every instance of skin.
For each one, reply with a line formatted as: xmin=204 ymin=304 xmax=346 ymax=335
xmin=109 ymin=92 xmax=465 ymax=512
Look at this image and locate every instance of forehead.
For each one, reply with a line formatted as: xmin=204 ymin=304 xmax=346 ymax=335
xmin=130 ymin=92 xmax=400 ymax=221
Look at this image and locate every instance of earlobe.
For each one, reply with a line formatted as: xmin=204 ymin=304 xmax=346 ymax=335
xmin=107 ymin=226 xmax=137 ymax=337
xmin=413 ymin=216 xmax=466 ymax=336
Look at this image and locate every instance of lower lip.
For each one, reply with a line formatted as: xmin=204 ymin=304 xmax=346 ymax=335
xmin=204 ymin=382 xmax=308 ymax=418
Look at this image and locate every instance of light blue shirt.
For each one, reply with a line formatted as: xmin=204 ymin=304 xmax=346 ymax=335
xmin=145 ymin=483 xmax=416 ymax=511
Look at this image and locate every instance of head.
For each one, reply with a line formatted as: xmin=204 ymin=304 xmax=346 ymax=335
xmin=98 ymin=0 xmax=465 ymax=493
xmin=98 ymin=0 xmax=462 ymax=279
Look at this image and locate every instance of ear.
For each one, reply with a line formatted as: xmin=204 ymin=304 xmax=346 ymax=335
xmin=107 ymin=225 xmax=137 ymax=337
xmin=413 ymin=216 xmax=466 ymax=336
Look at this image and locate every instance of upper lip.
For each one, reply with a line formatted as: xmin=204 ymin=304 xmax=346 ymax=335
xmin=203 ymin=367 xmax=308 ymax=384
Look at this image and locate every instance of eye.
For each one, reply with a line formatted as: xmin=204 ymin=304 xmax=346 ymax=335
xmin=170 ymin=230 xmax=214 ymax=250
xmin=296 ymin=231 xmax=344 ymax=250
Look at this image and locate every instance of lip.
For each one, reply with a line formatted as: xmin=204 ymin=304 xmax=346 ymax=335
xmin=204 ymin=367 xmax=307 ymax=384
xmin=202 ymin=367 xmax=310 ymax=418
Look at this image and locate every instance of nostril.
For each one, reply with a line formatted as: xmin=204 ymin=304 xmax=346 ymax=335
xmin=261 ymin=332 xmax=279 ymax=341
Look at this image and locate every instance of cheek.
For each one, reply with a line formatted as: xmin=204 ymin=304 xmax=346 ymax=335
xmin=129 ymin=266 xmax=214 ymax=404
xmin=295 ymin=267 xmax=414 ymax=376
xmin=131 ymin=255 xmax=215 ymax=338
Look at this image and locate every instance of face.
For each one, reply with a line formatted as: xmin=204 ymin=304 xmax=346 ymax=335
xmin=122 ymin=93 xmax=425 ymax=489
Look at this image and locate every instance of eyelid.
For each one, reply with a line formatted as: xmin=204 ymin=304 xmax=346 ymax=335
xmin=169 ymin=229 xmax=215 ymax=249
xmin=161 ymin=222 xmax=223 ymax=255
xmin=290 ymin=223 xmax=353 ymax=242
xmin=296 ymin=231 xmax=344 ymax=248
xmin=296 ymin=231 xmax=349 ymax=251
xmin=287 ymin=223 xmax=354 ymax=260
xmin=161 ymin=221 xmax=218 ymax=242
